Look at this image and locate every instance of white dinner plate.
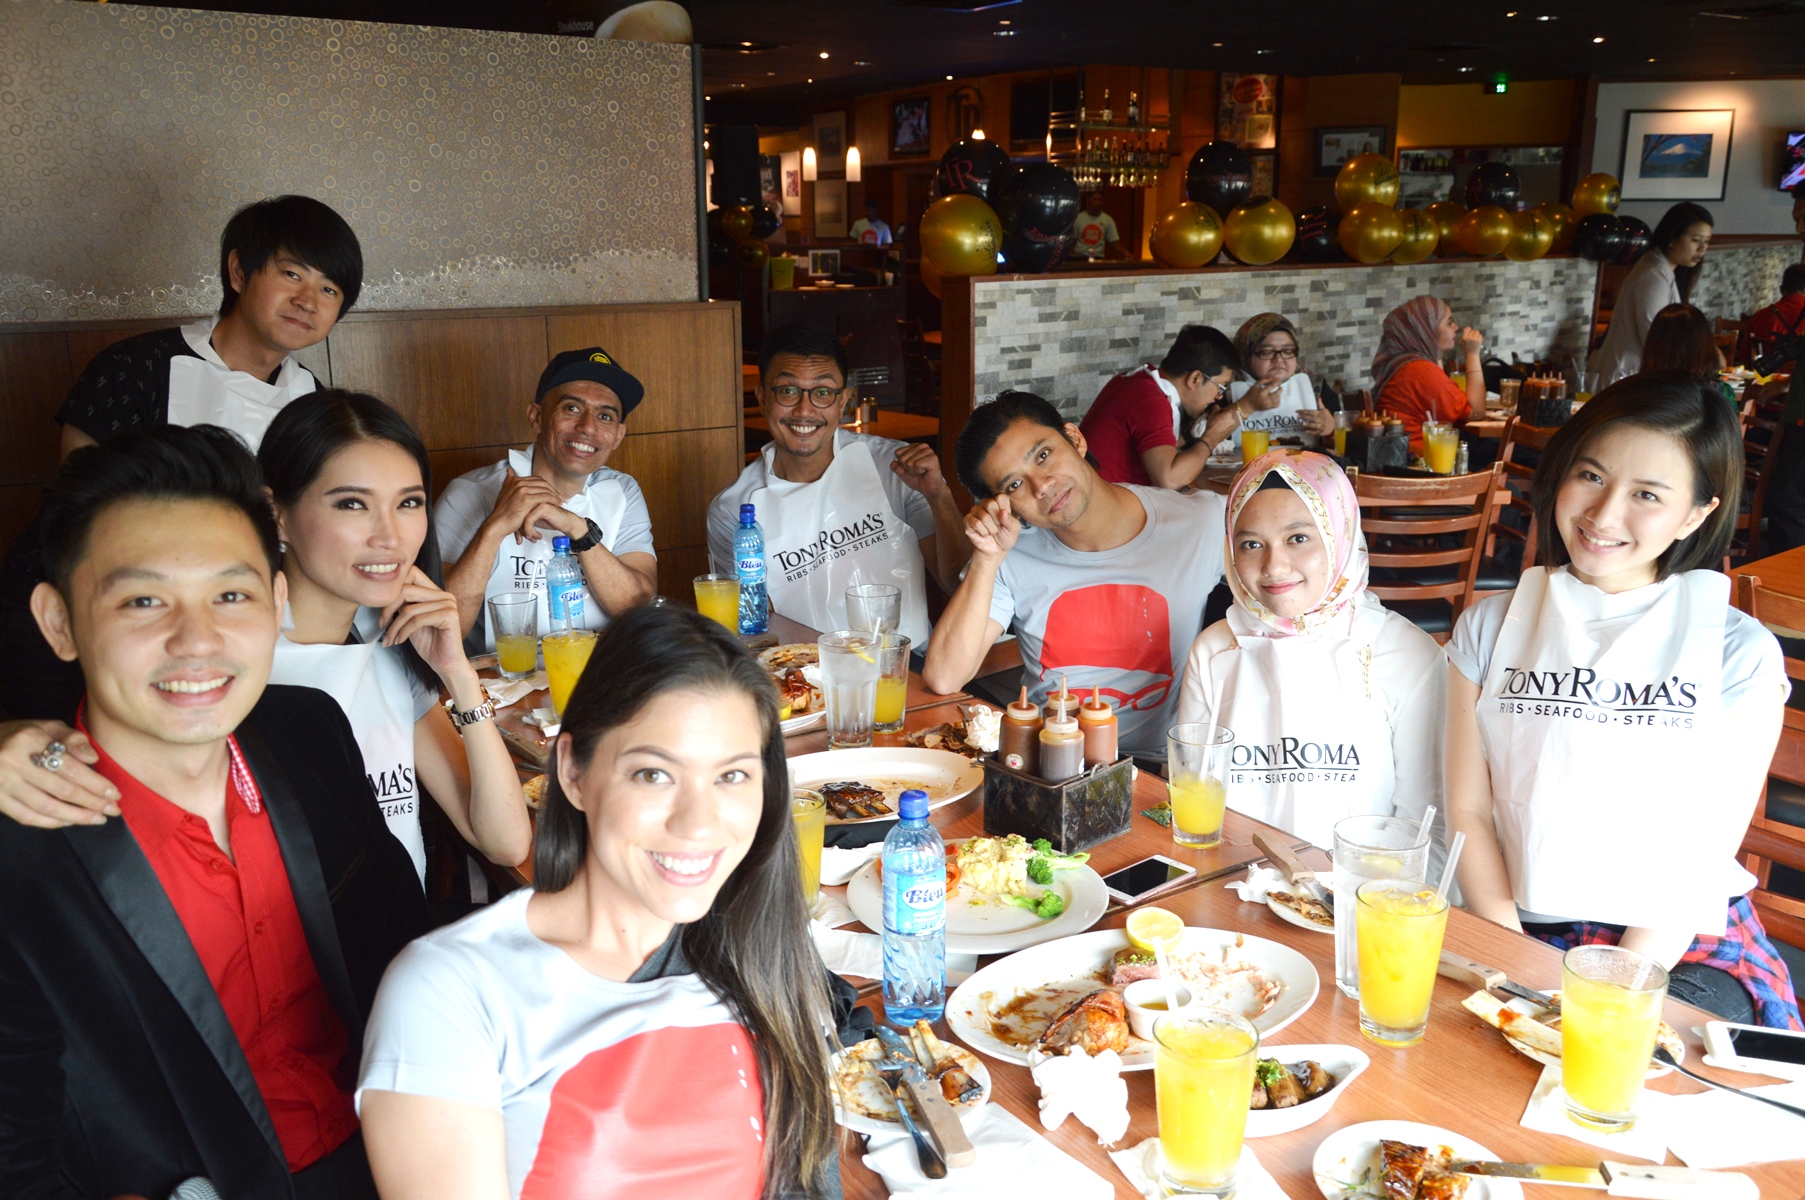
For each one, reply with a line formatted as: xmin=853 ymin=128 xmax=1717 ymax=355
xmin=780 ymin=709 xmax=826 ymax=736
xmin=830 ymin=1043 xmax=992 ymax=1137
xmin=844 ymin=838 xmax=1110 ymax=954
xmin=787 ymin=748 xmax=983 ymax=826
xmin=1311 ymin=1120 xmax=1521 ymax=1200
xmin=1265 ymin=883 xmax=1335 ymax=936
xmin=944 ymin=926 xmax=1318 ymax=1070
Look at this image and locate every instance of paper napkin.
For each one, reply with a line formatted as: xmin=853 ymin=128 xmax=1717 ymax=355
xmin=1519 ymin=1063 xmax=1668 ymax=1162
xmin=1647 ymin=1079 xmax=1805 ymax=1169
xmin=482 ymin=672 xmax=546 ymax=709
xmin=863 ymin=1101 xmax=1115 ymax=1198
xmin=1109 ymin=1140 xmax=1295 ymax=1200
xmin=1028 ymin=1048 xmax=1130 ymax=1145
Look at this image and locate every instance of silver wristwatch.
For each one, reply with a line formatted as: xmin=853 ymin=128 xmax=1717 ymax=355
xmin=444 ymin=696 xmax=497 ymax=729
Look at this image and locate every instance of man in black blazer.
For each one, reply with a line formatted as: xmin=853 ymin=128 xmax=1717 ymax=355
xmin=0 ymin=426 xmax=430 ymax=1200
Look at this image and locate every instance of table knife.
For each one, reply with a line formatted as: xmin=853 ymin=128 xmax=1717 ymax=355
xmin=1438 ymin=949 xmax=1557 ymax=1007
xmin=873 ymin=1027 xmax=976 ymax=1168
xmin=1450 ymin=1160 xmax=1757 ymax=1199
xmin=1250 ymin=832 xmax=1333 ymax=907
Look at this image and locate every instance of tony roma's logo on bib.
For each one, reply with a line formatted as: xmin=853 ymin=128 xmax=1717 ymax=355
xmin=369 ymin=763 xmax=417 ymax=820
xmin=771 ymin=511 xmax=892 ymax=582
xmin=1496 ymin=665 xmax=1699 ymax=727
xmin=508 ymin=555 xmax=549 ymax=587
xmin=1229 ymin=737 xmax=1362 ymax=785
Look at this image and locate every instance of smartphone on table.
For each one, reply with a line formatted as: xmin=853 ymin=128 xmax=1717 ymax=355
xmin=1102 ymin=854 xmax=1199 ymax=906
xmin=1702 ymin=1020 xmax=1805 ymax=1080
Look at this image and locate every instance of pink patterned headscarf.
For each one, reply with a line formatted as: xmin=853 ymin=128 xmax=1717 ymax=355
xmin=1370 ymin=295 xmax=1450 ymax=392
xmin=1224 ymin=449 xmax=1369 ymax=639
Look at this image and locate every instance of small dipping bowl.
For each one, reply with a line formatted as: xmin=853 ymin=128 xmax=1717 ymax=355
xmin=1122 ymin=978 xmax=1193 ymax=1041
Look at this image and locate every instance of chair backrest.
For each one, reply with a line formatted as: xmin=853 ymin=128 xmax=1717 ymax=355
xmin=1479 ymin=416 xmax=1553 ymax=581
xmin=1731 ymin=572 xmax=1805 ymax=950
xmin=1734 ymin=391 xmax=1790 ymax=564
xmin=1355 ymin=463 xmax=1503 ymax=627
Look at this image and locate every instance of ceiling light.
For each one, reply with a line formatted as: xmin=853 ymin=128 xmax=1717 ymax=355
xmin=807 ymin=78 xmax=814 ymax=83
xmin=1212 ymin=41 xmax=1223 ymax=47
xmin=1648 ymin=56 xmax=1658 ymax=61
xmin=1505 ymin=9 xmax=1518 ymax=14
xmin=1592 ymin=35 xmax=1605 ymax=42
xmin=994 ymin=28 xmax=1015 ymax=34
xmin=1460 ymin=66 xmax=1473 ymax=71
xmin=845 ymin=146 xmax=861 ymax=182
xmin=767 ymin=70 xmax=775 ymax=75
xmin=802 ymin=147 xmax=817 ymax=181
xmin=1536 ymin=13 xmax=1555 ymax=19
xmin=972 ymin=128 xmax=986 ymax=140
xmin=946 ymin=74 xmax=955 ymax=80
xmin=704 ymin=94 xmax=711 ymax=99
xmin=854 ymin=60 xmax=872 ymax=65
xmin=819 ymin=50 xmax=829 ymax=58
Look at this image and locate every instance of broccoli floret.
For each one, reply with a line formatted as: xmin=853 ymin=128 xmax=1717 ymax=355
xmin=1026 ymin=856 xmax=1054 ymax=885
xmin=1008 ymin=890 xmax=1068 ymax=920
xmin=1026 ymin=839 xmax=1091 ymax=875
xmin=1032 ymin=838 xmax=1054 ymax=855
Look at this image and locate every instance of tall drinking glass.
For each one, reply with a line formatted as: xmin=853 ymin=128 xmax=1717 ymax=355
xmin=874 ymin=633 xmax=911 ymax=733
xmin=845 ymin=583 xmax=902 ymax=635
xmin=1423 ymin=423 xmax=1460 ymax=475
xmin=1167 ymin=724 xmax=1232 ymax=850
xmin=542 ymin=629 xmax=598 ymax=719
xmin=1355 ymin=879 xmax=1450 ymax=1046
xmin=1574 ymin=370 xmax=1600 ymax=404
xmin=693 ymin=574 xmax=740 ymax=631
xmin=1561 ymin=945 xmax=1668 ymax=1132
xmin=1331 ymin=814 xmax=1431 ymax=999
xmin=1239 ymin=428 xmax=1270 ymax=464
xmin=1154 ymin=1009 xmax=1258 ymax=1197
xmin=818 ymin=631 xmax=880 ymax=749
xmin=791 ymin=788 xmax=826 ymax=915
xmin=488 ymin=591 xmax=539 ymax=680
xmin=1333 ymin=411 xmax=1354 ymax=457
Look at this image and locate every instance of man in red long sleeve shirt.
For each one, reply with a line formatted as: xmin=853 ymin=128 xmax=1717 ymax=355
xmin=1749 ymin=265 xmax=1805 ymax=367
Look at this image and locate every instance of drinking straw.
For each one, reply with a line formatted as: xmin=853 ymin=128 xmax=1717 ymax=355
xmin=1203 ymin=673 xmax=1223 ymax=762
xmin=1437 ymin=831 xmax=1466 ymax=899
xmin=1153 ymin=940 xmax=1183 ymax=1015
xmin=1418 ymin=805 xmax=1438 ymax=849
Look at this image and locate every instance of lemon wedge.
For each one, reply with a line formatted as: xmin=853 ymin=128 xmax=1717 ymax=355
xmin=1125 ymin=906 xmax=1184 ymax=953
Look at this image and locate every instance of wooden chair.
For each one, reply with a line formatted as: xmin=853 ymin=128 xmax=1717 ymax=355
xmin=1330 ymin=380 xmax=1374 ymax=415
xmin=1356 ymin=463 xmax=1503 ymax=643
xmin=1473 ymin=416 xmax=1553 ymax=600
xmin=1733 ymin=388 xmax=1790 ymax=566
xmin=1731 ymin=573 xmax=1805 ymax=951
xmin=1716 ymin=315 xmax=1751 ymax=367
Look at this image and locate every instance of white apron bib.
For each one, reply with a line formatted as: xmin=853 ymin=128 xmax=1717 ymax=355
xmin=1214 ymin=600 xmax=1395 ymax=848
xmin=750 ymin=439 xmax=930 ymax=646
xmin=479 ymin=449 xmax=631 ymax=651
xmin=1227 ymin=374 xmax=1319 ymax=443
xmin=167 ymin=317 xmax=317 ymax=449
xmin=269 ymin=608 xmax=426 ymax=884
xmin=1476 ymin=567 xmax=1749 ymax=934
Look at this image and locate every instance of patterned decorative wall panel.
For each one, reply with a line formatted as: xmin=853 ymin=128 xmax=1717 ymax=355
xmin=0 ymin=0 xmax=697 ymax=323
xmin=1689 ymin=243 xmax=1799 ymax=328
xmin=971 ymin=258 xmax=1599 ymax=420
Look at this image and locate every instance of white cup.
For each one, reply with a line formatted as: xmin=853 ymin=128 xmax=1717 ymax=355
xmin=1122 ymin=978 xmax=1193 ymax=1041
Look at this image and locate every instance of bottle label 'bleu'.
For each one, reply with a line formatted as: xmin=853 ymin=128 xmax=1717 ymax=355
xmin=887 ymin=871 xmax=945 ymax=936
xmin=736 ymin=554 xmax=765 ymax=583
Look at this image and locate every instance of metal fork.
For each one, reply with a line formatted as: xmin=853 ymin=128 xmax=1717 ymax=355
xmin=873 ymin=1052 xmax=947 ymax=1179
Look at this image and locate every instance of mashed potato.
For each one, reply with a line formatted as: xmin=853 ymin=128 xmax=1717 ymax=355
xmin=955 ymin=834 xmax=1035 ymax=897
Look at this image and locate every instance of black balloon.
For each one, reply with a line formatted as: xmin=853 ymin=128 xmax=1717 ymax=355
xmin=1612 ymin=215 xmax=1651 ymax=266
xmin=1464 ymin=161 xmax=1521 ymax=210
xmin=935 ymin=138 xmax=1016 ymax=204
xmin=750 ymin=202 xmax=782 ymax=240
xmin=1572 ymin=213 xmax=1626 ymax=263
xmin=1185 ymin=141 xmax=1252 ymax=217
xmin=1000 ymin=232 xmax=1071 ymax=273
xmin=1291 ymin=205 xmax=1344 ymax=263
xmin=997 ymin=162 xmax=1081 ymax=242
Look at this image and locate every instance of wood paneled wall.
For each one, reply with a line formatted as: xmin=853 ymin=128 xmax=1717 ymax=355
xmin=0 ymin=302 xmax=742 ymax=600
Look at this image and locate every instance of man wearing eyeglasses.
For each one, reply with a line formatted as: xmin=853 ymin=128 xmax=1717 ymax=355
xmin=707 ymin=323 xmax=969 ymax=646
xmin=1078 ymin=325 xmax=1274 ymax=490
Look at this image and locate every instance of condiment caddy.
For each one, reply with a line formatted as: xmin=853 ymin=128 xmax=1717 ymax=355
xmin=981 ymin=681 xmax=1131 ymax=853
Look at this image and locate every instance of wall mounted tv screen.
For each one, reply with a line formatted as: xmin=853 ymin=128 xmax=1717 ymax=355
xmin=1783 ymin=132 xmax=1805 ymax=192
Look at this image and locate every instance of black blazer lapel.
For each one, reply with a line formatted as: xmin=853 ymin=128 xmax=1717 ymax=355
xmin=235 ymin=725 xmax=365 ymax=1047
xmin=61 ymin=818 xmax=286 ymax=1165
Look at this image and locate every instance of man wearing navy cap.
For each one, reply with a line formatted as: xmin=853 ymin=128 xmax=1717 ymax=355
xmin=436 ymin=347 xmax=658 ymax=651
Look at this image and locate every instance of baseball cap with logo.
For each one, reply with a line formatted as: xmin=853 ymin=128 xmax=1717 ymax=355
xmin=534 ymin=347 xmax=645 ymax=416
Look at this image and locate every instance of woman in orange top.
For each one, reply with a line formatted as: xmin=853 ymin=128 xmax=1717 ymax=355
xmin=1371 ymin=296 xmax=1487 ymax=453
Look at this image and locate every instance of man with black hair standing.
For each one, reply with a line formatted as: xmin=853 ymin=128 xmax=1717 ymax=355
xmin=0 ymin=424 xmax=426 ymax=1200
xmin=1079 ymin=324 xmax=1276 ymax=489
xmin=707 ymin=323 xmax=969 ymax=646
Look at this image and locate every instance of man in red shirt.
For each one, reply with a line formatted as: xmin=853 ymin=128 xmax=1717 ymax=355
xmin=0 ymin=425 xmax=427 ymax=1200
xmin=1079 ymin=324 xmax=1278 ymax=489
xmin=1750 ymin=265 xmax=1805 ymax=365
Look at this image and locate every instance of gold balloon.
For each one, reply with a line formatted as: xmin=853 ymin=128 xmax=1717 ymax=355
xmin=918 ymin=253 xmax=944 ymax=298
xmin=1339 ymin=201 xmax=1406 ymax=264
xmin=735 ymin=238 xmax=769 ymax=268
xmin=1390 ymin=207 xmax=1439 ymax=264
xmin=1150 ymin=201 xmax=1224 ymax=268
xmin=1535 ymin=202 xmax=1577 ymax=252
xmin=1454 ymin=205 xmax=1514 ymax=257
xmin=1503 ymin=210 xmax=1553 ymax=262
xmin=1424 ymin=200 xmax=1468 ymax=257
xmin=919 ymin=194 xmax=1003 ymax=277
xmin=1334 ymin=153 xmax=1401 ymax=210
xmin=718 ymin=205 xmax=754 ymax=241
xmin=1222 ymin=197 xmax=1296 ymax=266
xmin=1571 ymin=173 xmax=1621 ymax=217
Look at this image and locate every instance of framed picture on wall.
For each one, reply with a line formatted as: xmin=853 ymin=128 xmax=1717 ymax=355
xmin=759 ymin=154 xmax=782 ymax=212
xmin=1315 ymin=126 xmax=1388 ymax=177
xmin=807 ymin=249 xmax=841 ymax=278
xmin=779 ymin=150 xmax=802 ymax=216
xmin=1249 ymin=152 xmax=1276 ymax=198
xmin=1217 ymin=73 xmax=1277 ymax=149
xmin=814 ymin=179 xmax=848 ymax=239
xmin=892 ymin=96 xmax=931 ymax=157
xmin=1620 ymin=109 xmax=1735 ymax=201
xmin=812 ymin=111 xmax=846 ymax=173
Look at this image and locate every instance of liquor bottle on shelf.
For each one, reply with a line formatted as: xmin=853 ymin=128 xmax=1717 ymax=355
xmin=1100 ymin=89 xmax=1112 ymax=124
xmin=1127 ymin=91 xmax=1140 ymax=126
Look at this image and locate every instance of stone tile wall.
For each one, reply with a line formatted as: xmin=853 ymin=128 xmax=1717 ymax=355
xmin=1690 ymin=242 xmax=1801 ymax=327
xmin=972 ymin=258 xmax=1599 ymax=420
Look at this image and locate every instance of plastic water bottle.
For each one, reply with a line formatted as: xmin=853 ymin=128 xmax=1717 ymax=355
xmin=544 ymin=536 xmax=586 ymax=631
xmin=734 ymin=503 xmax=769 ymax=636
xmin=881 ymin=788 xmax=946 ymax=1023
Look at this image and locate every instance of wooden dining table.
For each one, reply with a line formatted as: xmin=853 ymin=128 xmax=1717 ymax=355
xmin=1738 ymin=544 xmax=1805 ymax=604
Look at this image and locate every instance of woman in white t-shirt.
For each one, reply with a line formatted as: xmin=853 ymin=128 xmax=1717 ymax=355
xmin=259 ymin=391 xmax=531 ymax=884
xmin=1446 ymin=372 xmax=1801 ymax=1029
xmin=1225 ymin=313 xmax=1335 ymax=448
xmin=358 ymin=606 xmax=838 ymax=1200
xmin=1177 ymin=450 xmax=1446 ymax=858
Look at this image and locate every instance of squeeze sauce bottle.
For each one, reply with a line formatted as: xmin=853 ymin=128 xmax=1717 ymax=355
xmin=1077 ymin=687 xmax=1118 ymax=769
xmin=1001 ymin=685 xmax=1042 ymax=775
xmin=1037 ymin=711 xmax=1085 ymax=782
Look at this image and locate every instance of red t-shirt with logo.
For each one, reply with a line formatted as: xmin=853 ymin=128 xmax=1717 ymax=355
xmin=1079 ymin=368 xmax=1178 ymax=487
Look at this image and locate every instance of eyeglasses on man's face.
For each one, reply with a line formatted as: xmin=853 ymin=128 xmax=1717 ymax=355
xmin=766 ymin=384 xmax=845 ymax=408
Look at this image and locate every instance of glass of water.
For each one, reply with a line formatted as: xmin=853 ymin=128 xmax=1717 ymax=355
xmin=818 ymin=631 xmax=880 ymax=749
xmin=1331 ymin=814 xmax=1431 ymax=999
xmin=845 ymin=583 xmax=902 ymax=635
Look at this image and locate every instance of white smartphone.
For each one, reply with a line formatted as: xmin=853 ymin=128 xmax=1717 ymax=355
xmin=1102 ymin=854 xmax=1199 ymax=906
xmin=1701 ymin=1020 xmax=1805 ymax=1080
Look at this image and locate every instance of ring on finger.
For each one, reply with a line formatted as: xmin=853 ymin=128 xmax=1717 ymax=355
xmin=31 ymin=740 xmax=68 ymax=772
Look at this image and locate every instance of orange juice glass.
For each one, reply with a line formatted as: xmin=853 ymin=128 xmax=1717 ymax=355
xmin=1240 ymin=428 xmax=1270 ymax=464
xmin=542 ymin=629 xmax=598 ymax=719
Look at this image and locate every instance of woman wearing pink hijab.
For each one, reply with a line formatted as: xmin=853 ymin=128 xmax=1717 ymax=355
xmin=1371 ymin=295 xmax=1487 ymax=454
xmin=1176 ymin=449 xmax=1447 ymax=858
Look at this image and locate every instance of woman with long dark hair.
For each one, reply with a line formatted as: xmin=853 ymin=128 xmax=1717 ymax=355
xmin=1592 ymin=202 xmax=1715 ymax=385
xmin=1641 ymin=303 xmax=1735 ymax=402
xmin=1446 ymin=372 xmax=1800 ymax=1028
xmin=260 ymin=389 xmax=530 ymax=882
xmin=358 ymin=605 xmax=839 ymax=1199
